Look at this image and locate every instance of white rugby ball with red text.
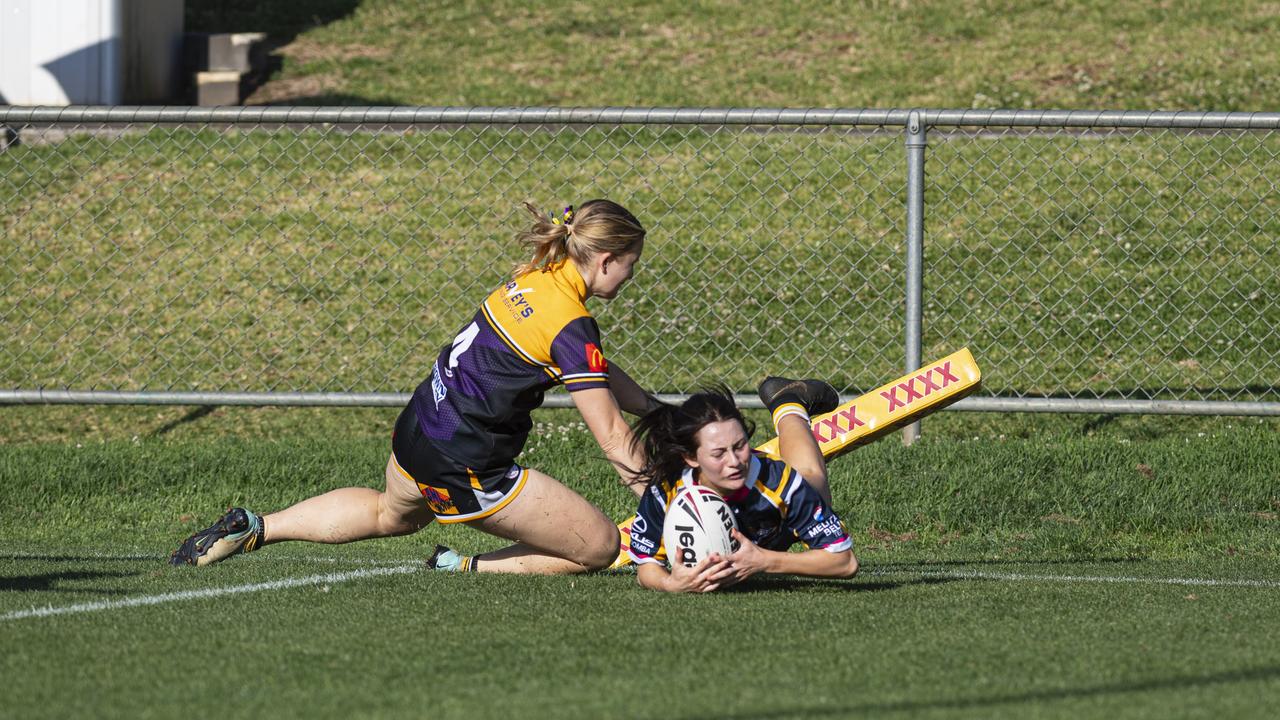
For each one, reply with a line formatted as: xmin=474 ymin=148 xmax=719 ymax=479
xmin=663 ymin=486 xmax=739 ymax=568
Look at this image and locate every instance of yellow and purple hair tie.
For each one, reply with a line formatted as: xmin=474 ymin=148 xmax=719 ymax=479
xmin=549 ymin=205 xmax=574 ymax=226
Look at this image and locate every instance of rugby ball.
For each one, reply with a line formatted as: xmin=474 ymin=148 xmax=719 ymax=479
xmin=663 ymin=486 xmax=739 ymax=568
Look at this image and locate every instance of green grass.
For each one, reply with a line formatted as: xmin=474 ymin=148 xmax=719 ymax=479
xmin=2 ymin=426 xmax=1279 ymax=718
xmin=188 ymin=0 xmax=1280 ymax=111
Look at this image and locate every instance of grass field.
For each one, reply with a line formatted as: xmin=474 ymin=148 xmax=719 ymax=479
xmin=4 ymin=2 xmax=1279 ymax=717
xmin=3 ymin=420 xmax=1279 ymax=718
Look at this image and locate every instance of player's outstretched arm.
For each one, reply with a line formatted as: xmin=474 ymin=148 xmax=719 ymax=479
xmin=606 ymin=362 xmax=665 ymax=417
xmin=571 ymin=386 xmax=647 ymax=496
xmin=727 ymin=529 xmax=858 ymax=582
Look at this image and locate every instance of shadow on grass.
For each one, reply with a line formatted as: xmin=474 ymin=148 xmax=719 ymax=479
xmin=151 ymin=405 xmax=219 ymax=436
xmin=186 ymin=0 xmax=362 ymax=40
xmin=869 ymin=556 xmax=1147 ymax=571
xmin=0 ymin=569 xmax=140 ymax=593
xmin=725 ymin=575 xmax=959 ymax=594
xmin=689 ymin=666 xmax=1280 ymax=719
xmin=186 ymin=1 xmax=389 ymax=105
xmin=0 ymin=553 xmax=162 ymax=563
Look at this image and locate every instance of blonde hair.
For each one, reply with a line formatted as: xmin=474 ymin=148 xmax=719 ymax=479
xmin=514 ymin=199 xmax=646 ymax=277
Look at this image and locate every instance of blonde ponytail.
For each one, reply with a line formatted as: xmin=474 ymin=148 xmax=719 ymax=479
xmin=513 ymin=199 xmax=646 ymax=277
xmin=513 ymin=201 xmax=571 ymax=276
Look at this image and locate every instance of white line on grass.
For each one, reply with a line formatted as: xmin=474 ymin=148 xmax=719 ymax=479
xmin=868 ymin=568 xmax=1280 ymax=588
xmin=0 ymin=551 xmax=417 ymax=565
xmin=1 ymin=565 xmax=419 ymax=622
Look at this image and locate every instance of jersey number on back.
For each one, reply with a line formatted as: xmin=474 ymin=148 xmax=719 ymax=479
xmin=446 ymin=322 xmax=479 ymax=377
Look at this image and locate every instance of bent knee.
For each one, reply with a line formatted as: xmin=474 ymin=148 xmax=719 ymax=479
xmin=572 ymin=524 xmax=622 ymax=571
xmin=796 ymin=464 xmax=827 ymax=489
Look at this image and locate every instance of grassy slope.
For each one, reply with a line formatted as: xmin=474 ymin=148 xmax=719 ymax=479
xmin=208 ymin=0 xmax=1280 ymax=110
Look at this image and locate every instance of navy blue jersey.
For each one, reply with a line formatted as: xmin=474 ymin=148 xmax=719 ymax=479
xmin=629 ymin=453 xmax=853 ymax=566
xmin=411 ymin=260 xmax=611 ymax=471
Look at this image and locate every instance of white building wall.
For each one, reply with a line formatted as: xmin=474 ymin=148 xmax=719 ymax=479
xmin=0 ymin=0 xmax=123 ymax=105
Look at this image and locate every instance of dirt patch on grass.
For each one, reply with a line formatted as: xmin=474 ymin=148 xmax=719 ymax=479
xmin=1040 ymin=513 xmax=1082 ymax=524
xmin=280 ymin=39 xmax=393 ymax=64
xmin=1013 ymin=61 xmax=1114 ymax=102
xmin=245 ymin=73 xmax=343 ymax=104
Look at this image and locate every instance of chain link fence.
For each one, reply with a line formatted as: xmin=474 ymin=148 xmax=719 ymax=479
xmin=1 ymin=107 xmax=1277 ymax=417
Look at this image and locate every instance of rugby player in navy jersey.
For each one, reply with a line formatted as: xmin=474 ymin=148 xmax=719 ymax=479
xmin=172 ymin=200 xmax=662 ymax=575
xmin=627 ymin=382 xmax=859 ymax=592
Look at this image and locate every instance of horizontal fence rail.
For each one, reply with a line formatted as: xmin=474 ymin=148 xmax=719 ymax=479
xmin=2 ymin=106 xmax=1277 ymax=419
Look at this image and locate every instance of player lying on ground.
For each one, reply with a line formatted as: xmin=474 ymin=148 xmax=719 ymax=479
xmin=172 ymin=200 xmax=660 ymax=575
xmin=627 ymin=382 xmax=858 ymax=592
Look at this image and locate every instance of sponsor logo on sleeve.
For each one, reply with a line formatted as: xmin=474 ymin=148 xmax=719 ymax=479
xmin=631 ymin=535 xmax=656 ymax=554
xmin=585 ymin=343 xmax=608 ymax=373
xmin=431 ymin=363 xmax=447 ymax=407
xmin=804 ymin=517 xmax=844 ymax=539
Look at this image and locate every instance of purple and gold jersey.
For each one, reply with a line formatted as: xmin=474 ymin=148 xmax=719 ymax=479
xmin=628 ymin=453 xmax=853 ymax=566
xmin=410 ymin=260 xmax=611 ymax=471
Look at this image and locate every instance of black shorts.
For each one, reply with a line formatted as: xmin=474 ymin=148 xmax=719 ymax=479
xmin=391 ymin=404 xmax=529 ymax=524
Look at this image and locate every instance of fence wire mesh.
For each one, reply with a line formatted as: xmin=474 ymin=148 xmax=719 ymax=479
xmin=1 ymin=108 xmax=1277 ymax=410
xmin=1 ymin=113 xmax=902 ymax=400
xmin=925 ymin=125 xmax=1279 ymax=403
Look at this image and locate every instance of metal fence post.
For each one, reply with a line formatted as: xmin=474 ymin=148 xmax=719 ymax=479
xmin=903 ymin=110 xmax=927 ymax=445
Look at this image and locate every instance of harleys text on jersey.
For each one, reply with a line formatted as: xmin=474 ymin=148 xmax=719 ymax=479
xmin=880 ymin=360 xmax=961 ymax=413
xmin=501 ymin=282 xmax=535 ymax=319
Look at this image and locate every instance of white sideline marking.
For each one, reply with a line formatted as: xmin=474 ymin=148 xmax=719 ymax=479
xmin=869 ymin=568 xmax=1280 ymax=589
xmin=1 ymin=565 xmax=418 ymax=622
xmin=0 ymin=551 xmax=416 ymax=566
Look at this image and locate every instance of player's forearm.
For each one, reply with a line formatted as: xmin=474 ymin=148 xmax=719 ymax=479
xmin=594 ymin=417 xmax=647 ymax=496
xmin=637 ymin=563 xmax=673 ymax=591
xmin=607 ymin=364 xmax=662 ymax=416
xmin=763 ymin=548 xmax=858 ymax=579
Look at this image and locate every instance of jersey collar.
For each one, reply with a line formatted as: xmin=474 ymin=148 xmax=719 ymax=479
xmin=549 ymin=259 xmax=588 ymax=303
xmin=679 ymin=455 xmax=761 ymax=503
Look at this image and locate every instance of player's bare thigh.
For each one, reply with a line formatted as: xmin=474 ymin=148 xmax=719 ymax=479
xmin=383 ymin=455 xmax=436 ymax=533
xmin=467 ymin=467 xmax=618 ymax=570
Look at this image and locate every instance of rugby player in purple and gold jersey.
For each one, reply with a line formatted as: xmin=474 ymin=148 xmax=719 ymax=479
xmin=171 ymin=200 xmax=661 ymax=575
xmin=627 ymin=383 xmax=859 ymax=592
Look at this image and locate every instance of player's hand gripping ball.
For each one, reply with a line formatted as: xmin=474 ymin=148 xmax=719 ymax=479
xmin=662 ymin=486 xmax=739 ymax=568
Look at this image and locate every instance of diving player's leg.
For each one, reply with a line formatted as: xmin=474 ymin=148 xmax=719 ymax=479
xmin=775 ymin=415 xmax=830 ymax=506
xmin=170 ymin=455 xmax=432 ymax=566
xmin=261 ymin=455 xmax=434 ymax=544
xmin=441 ymin=468 xmax=619 ymax=575
xmin=758 ymin=376 xmax=838 ymax=506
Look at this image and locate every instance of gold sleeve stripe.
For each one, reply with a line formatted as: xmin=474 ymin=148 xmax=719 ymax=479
xmin=563 ymin=376 xmax=609 ymax=385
